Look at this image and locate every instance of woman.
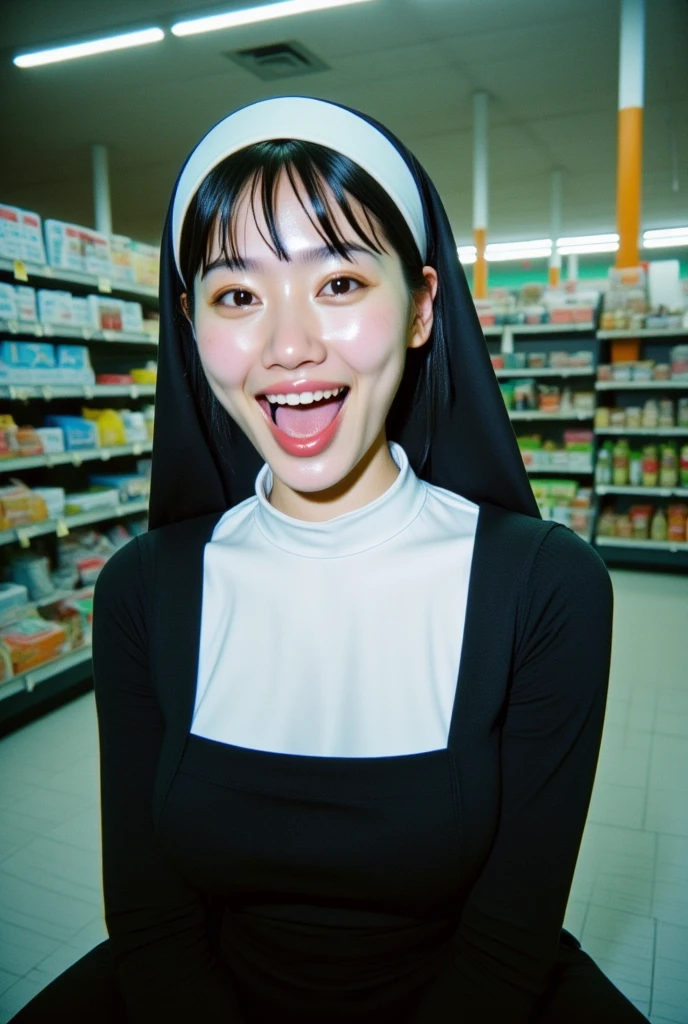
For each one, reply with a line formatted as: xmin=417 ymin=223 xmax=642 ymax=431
xmin=13 ymin=97 xmax=649 ymax=1023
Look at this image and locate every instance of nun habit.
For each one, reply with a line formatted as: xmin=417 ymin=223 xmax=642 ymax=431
xmin=12 ymin=98 xmax=648 ymax=1024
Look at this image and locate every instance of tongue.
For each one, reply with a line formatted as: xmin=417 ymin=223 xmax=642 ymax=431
xmin=275 ymin=395 xmax=345 ymax=438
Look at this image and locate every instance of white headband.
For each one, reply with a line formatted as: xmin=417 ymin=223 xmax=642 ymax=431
xmin=171 ymin=96 xmax=427 ymax=283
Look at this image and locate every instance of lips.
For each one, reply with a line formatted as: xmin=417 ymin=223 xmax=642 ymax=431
xmin=255 ymin=388 xmax=350 ymax=457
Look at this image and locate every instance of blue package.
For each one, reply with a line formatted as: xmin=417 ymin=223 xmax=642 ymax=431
xmin=0 ymin=340 xmax=56 ymax=368
xmin=57 ymin=346 xmax=91 ymax=370
xmin=43 ymin=415 xmax=99 ymax=451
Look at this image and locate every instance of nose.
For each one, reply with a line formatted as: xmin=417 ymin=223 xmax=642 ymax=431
xmin=261 ymin=301 xmax=327 ymax=371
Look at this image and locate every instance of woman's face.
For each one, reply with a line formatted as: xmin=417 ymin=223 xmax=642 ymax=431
xmin=189 ymin=172 xmax=436 ymax=498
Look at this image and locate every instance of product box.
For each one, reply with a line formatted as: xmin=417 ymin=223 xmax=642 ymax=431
xmin=0 ymin=340 xmax=56 ymax=369
xmin=121 ymin=301 xmax=144 ymax=334
xmin=64 ymin=489 xmax=120 ymax=515
xmin=15 ymin=286 xmax=38 ymax=323
xmin=70 ymin=296 xmax=95 ymax=331
xmin=109 ymin=235 xmax=136 ymax=284
xmin=20 ymin=210 xmax=46 ymax=265
xmin=0 ymin=205 xmax=24 ymax=261
xmin=88 ymin=295 xmax=124 ymax=332
xmin=44 ymin=220 xmax=111 ymax=277
xmin=55 ymin=345 xmax=95 ymax=385
xmin=35 ymin=427 xmax=65 ymax=454
xmin=32 ymin=487 xmax=66 ymax=518
xmin=130 ymin=241 xmax=160 ymax=288
xmin=120 ymin=410 xmax=148 ymax=444
xmin=37 ymin=289 xmax=73 ymax=327
xmin=0 ymin=582 xmax=29 ymax=616
xmin=0 ymin=283 xmax=18 ymax=321
xmin=89 ymin=473 xmax=150 ymax=503
xmin=0 ymin=482 xmax=49 ymax=531
xmin=43 ymin=415 xmax=99 ymax=451
xmin=0 ymin=616 xmax=68 ymax=673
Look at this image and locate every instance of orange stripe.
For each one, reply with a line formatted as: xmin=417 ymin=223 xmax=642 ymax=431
xmin=616 ymin=106 xmax=643 ymax=268
xmin=473 ymin=227 xmax=488 ymax=298
xmin=548 ymin=265 xmax=561 ymax=289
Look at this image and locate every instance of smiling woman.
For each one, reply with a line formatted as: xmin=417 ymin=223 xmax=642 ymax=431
xmin=12 ymin=97 xmax=646 ymax=1024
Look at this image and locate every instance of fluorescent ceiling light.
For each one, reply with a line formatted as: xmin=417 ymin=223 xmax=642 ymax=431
xmin=457 ymin=246 xmax=477 ymax=264
xmin=643 ymin=227 xmax=688 ymax=248
xmin=558 ymin=241 xmax=619 ymax=255
xmin=487 ymin=238 xmax=552 ymax=254
xmin=644 ymin=227 xmax=688 ymax=240
xmin=14 ymin=27 xmax=164 ymax=68
xmin=557 ymin=233 xmax=619 ymax=247
xmin=172 ymin=0 xmax=374 ymax=37
xmin=486 ymin=248 xmax=552 ymax=262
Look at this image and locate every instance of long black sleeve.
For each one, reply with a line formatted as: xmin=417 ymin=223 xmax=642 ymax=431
xmin=412 ymin=525 xmax=614 ymax=1023
xmin=93 ymin=537 xmax=247 ymax=1022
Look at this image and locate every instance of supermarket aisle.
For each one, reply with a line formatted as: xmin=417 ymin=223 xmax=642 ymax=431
xmin=0 ymin=569 xmax=687 ymax=1023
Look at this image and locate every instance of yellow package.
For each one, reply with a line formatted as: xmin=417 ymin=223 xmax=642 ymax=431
xmin=82 ymin=408 xmax=126 ymax=447
xmin=130 ymin=367 xmax=157 ymax=385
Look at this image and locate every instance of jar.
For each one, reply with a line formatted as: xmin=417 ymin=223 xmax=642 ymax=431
xmin=626 ymin=407 xmax=642 ymax=429
xmin=642 ymin=445 xmax=659 ymax=488
xmin=610 ymin=408 xmax=627 ymax=428
xmin=667 ymin=504 xmax=688 ymax=543
xmin=630 ymin=505 xmax=652 ymax=540
xmin=595 ymin=406 xmax=611 ymax=429
xmin=680 ymin=445 xmax=688 ymax=487
xmin=659 ymin=444 xmax=679 ymax=488
xmin=612 ymin=439 xmax=630 ymax=486
xmin=615 ymin=513 xmax=633 ymax=538
xmin=650 ymin=507 xmax=668 ymax=542
xmin=659 ymin=400 xmax=675 ymax=429
xmin=629 ymin=451 xmax=643 ymax=487
xmin=642 ymin=400 xmax=659 ymax=429
xmin=678 ymin=398 xmax=688 ymax=428
xmin=595 ymin=444 xmax=613 ymax=486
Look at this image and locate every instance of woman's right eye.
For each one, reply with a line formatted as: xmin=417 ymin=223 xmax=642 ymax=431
xmin=218 ymin=289 xmax=258 ymax=308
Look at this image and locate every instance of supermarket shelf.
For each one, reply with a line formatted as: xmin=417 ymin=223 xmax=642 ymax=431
xmin=526 ymin=465 xmax=593 ymax=475
xmin=597 ymin=328 xmax=688 ymax=340
xmin=0 ymin=498 xmax=148 ymax=547
xmin=0 ymin=319 xmax=158 ymax=345
xmin=482 ymin=326 xmax=502 ymax=337
xmin=0 ymin=645 xmax=92 ymax=703
xmin=0 ymin=441 xmax=152 ymax=473
xmin=496 ymin=368 xmax=594 ymax=379
xmin=0 ymin=256 xmax=157 ymax=302
xmin=597 ymin=485 xmax=688 ymax=498
xmin=0 ymin=383 xmax=156 ymax=400
xmin=508 ymin=411 xmax=594 ymax=421
xmin=595 ymin=427 xmax=688 ymax=437
xmin=595 ymin=536 xmax=688 ymax=553
xmin=596 ymin=380 xmax=688 ymax=391
xmin=511 ymin=323 xmax=595 ymax=335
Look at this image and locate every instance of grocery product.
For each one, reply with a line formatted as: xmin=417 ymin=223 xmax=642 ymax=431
xmin=0 ymin=482 xmax=48 ymax=531
xmin=659 ymin=444 xmax=678 ymax=488
xmin=35 ymin=427 xmax=65 ymax=454
xmin=43 ymin=415 xmax=99 ymax=450
xmin=89 ymin=473 xmax=149 ymax=503
xmin=667 ymin=504 xmax=688 ymax=543
xmin=649 ymin=507 xmax=668 ymax=542
xmin=642 ymin=446 xmax=659 ymax=488
xmin=680 ymin=445 xmax=688 ymax=487
xmin=629 ymin=505 xmax=653 ymax=540
xmin=32 ymin=487 xmax=66 ymax=518
xmin=9 ymin=552 xmax=55 ymax=600
xmin=44 ymin=220 xmax=111 ymax=277
xmin=0 ymin=616 xmax=68 ymax=673
xmin=82 ymin=408 xmax=126 ymax=447
xmin=595 ymin=443 xmax=612 ymax=486
xmin=63 ymin=489 xmax=120 ymax=515
xmin=612 ymin=439 xmax=630 ymax=486
xmin=15 ymin=286 xmax=37 ymax=322
xmin=0 ymin=582 xmax=29 ymax=615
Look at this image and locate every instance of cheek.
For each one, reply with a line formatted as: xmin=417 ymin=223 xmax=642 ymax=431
xmin=321 ymin=298 xmax=409 ymax=375
xmin=193 ymin=315 xmax=256 ymax=389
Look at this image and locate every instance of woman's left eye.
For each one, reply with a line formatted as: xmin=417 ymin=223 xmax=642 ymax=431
xmin=319 ymin=276 xmax=364 ymax=297
xmin=218 ymin=289 xmax=257 ymax=308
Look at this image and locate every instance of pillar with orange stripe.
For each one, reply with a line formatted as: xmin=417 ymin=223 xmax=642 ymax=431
xmin=549 ymin=170 xmax=563 ymax=289
xmin=616 ymin=0 xmax=645 ymax=269
xmin=472 ymin=91 xmax=489 ymax=299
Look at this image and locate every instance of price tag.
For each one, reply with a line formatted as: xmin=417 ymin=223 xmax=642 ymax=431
xmin=56 ymin=518 xmax=69 ymax=538
xmin=82 ymin=328 xmax=93 ymax=341
xmin=17 ymin=528 xmax=31 ymax=549
xmin=7 ymin=319 xmax=19 ymax=334
xmin=41 ymin=385 xmax=53 ymax=401
xmin=34 ymin=323 xmax=44 ymax=337
xmin=71 ymin=453 xmax=83 ymax=467
xmin=13 ymin=260 xmax=28 ymax=282
xmin=43 ymin=265 xmax=54 ymax=278
xmin=101 ymin=450 xmax=111 ymax=461
xmin=133 ymin=443 xmax=143 ymax=456
xmin=98 ymin=277 xmax=112 ymax=294
xmin=84 ymin=386 xmax=94 ymax=400
xmin=9 ymin=386 xmax=29 ymax=402
xmin=24 ymin=673 xmax=36 ymax=693
xmin=130 ymin=385 xmax=139 ymax=399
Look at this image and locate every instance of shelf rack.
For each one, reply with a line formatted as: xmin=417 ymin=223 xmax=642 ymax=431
xmin=0 ymin=253 xmax=158 ymax=722
xmin=596 ymin=381 xmax=688 ymax=391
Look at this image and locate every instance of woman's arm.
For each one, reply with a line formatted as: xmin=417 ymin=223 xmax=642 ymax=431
xmin=93 ymin=537 xmax=247 ymax=1022
xmin=412 ymin=524 xmax=614 ymax=1023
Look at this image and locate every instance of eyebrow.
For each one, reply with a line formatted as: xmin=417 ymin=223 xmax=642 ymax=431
xmin=202 ymin=243 xmax=380 ymax=277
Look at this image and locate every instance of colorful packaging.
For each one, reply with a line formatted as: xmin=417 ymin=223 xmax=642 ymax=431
xmin=89 ymin=473 xmax=150 ymax=503
xmin=35 ymin=427 xmax=65 ymax=454
xmin=121 ymin=302 xmax=144 ymax=334
xmin=0 ymin=205 xmax=24 ymax=261
xmin=70 ymin=296 xmax=95 ymax=330
xmin=19 ymin=210 xmax=46 ymax=265
xmin=15 ymin=286 xmax=38 ymax=322
xmin=37 ymin=289 xmax=73 ymax=326
xmin=0 ymin=616 xmax=68 ymax=673
xmin=43 ymin=415 xmax=99 ymax=451
xmin=82 ymin=408 xmax=126 ymax=447
xmin=109 ymin=235 xmax=136 ymax=283
xmin=44 ymin=220 xmax=112 ymax=277
xmin=0 ymin=482 xmax=49 ymax=531
xmin=130 ymin=241 xmax=160 ymax=288
xmin=0 ymin=283 xmax=18 ymax=321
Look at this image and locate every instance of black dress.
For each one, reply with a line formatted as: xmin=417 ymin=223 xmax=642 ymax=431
xmin=12 ymin=503 xmax=649 ymax=1023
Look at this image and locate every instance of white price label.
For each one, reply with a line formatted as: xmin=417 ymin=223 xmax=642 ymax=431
xmin=133 ymin=443 xmax=143 ymax=456
xmin=84 ymin=386 xmax=94 ymax=400
xmin=56 ymin=518 xmax=69 ymax=538
xmin=72 ymin=453 xmax=83 ymax=467
xmin=130 ymin=385 xmax=140 ymax=399
xmin=16 ymin=529 xmax=31 ymax=549
xmin=101 ymin=451 xmax=111 ymax=461
xmin=42 ymin=386 xmax=53 ymax=401
xmin=24 ymin=673 xmax=36 ymax=693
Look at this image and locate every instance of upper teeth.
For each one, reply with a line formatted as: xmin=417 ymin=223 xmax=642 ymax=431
xmin=265 ymin=387 xmax=346 ymax=405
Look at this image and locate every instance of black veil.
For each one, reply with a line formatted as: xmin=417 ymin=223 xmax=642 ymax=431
xmin=148 ymin=99 xmax=539 ymax=529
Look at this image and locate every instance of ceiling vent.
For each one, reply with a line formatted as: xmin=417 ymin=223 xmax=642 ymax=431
xmin=226 ymin=41 xmax=329 ymax=81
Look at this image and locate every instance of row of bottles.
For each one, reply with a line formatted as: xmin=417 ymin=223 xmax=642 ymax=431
xmin=595 ymin=440 xmax=688 ymax=489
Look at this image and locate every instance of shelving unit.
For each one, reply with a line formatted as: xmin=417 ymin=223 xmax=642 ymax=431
xmin=0 ymin=255 xmax=157 ymax=725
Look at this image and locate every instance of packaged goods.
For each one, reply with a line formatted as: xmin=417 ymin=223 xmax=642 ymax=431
xmin=43 ymin=415 xmax=99 ymax=450
xmin=595 ymin=445 xmax=612 ymax=486
xmin=595 ymin=406 xmax=611 ymax=429
xmin=667 ymin=504 xmax=688 ymax=543
xmin=629 ymin=451 xmax=643 ymax=487
xmin=615 ymin=513 xmax=633 ymax=539
xmin=37 ymin=289 xmax=73 ymax=326
xmin=130 ymin=241 xmax=160 ymax=288
xmin=629 ymin=505 xmax=653 ymax=540
xmin=0 ymin=582 xmax=29 ymax=615
xmin=680 ymin=445 xmax=688 ymax=487
xmin=642 ymin=400 xmax=659 ymax=429
xmin=0 ymin=205 xmax=24 ymax=260
xmin=610 ymin=408 xmax=626 ymax=428
xmin=122 ymin=302 xmax=144 ymax=334
xmin=63 ymin=489 xmax=120 ymax=515
xmin=130 ymin=363 xmax=157 ymax=384
xmin=626 ymin=407 xmax=642 ymax=429
xmin=14 ymin=426 xmax=43 ymax=457
xmin=35 ymin=427 xmax=65 ymax=454
xmin=119 ymin=410 xmax=148 ymax=444
xmin=44 ymin=220 xmax=111 ymax=277
xmin=96 ymin=373 xmax=133 ymax=385
xmin=57 ymin=345 xmax=96 ymax=385
xmin=0 ymin=340 xmax=56 ymax=370
xmin=20 ymin=211 xmax=46 ymax=265
xmin=0 ymin=641 xmax=13 ymax=683
xmin=670 ymin=345 xmax=688 ymax=380
xmin=32 ymin=487 xmax=66 ymax=518
xmin=109 ymin=235 xmax=136 ymax=283
xmin=38 ymin=586 xmax=94 ymax=649
xmin=597 ymin=508 xmax=617 ymax=537
xmin=15 ymin=286 xmax=37 ymax=322
xmin=0 ymin=482 xmax=48 ymax=531
xmin=9 ymin=552 xmax=54 ymax=600
xmin=0 ymin=616 xmax=68 ymax=673
xmin=70 ymin=297 xmax=95 ymax=330
xmin=653 ymin=364 xmax=671 ymax=381
xmin=659 ymin=400 xmax=675 ymax=429
xmin=89 ymin=473 xmax=149 ymax=503
xmin=82 ymin=408 xmax=126 ymax=447
xmin=659 ymin=444 xmax=679 ymax=488
xmin=143 ymin=406 xmax=154 ymax=440
xmin=88 ymin=295 xmax=124 ymax=332
xmin=612 ymin=439 xmax=630 ymax=486
xmin=649 ymin=507 xmax=668 ymax=542
xmin=642 ymin=446 xmax=659 ymax=488
xmin=0 ymin=283 xmax=18 ymax=321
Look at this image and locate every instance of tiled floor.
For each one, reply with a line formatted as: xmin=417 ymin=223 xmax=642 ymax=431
xmin=0 ymin=568 xmax=687 ymax=1022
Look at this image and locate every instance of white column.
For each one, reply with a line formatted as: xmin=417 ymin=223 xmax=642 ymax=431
xmin=472 ymin=91 xmax=489 ymax=299
xmin=92 ymin=144 xmax=113 ymax=236
xmin=549 ymin=169 xmax=563 ymax=288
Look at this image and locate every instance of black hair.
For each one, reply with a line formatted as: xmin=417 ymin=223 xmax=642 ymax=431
xmin=178 ymin=140 xmax=452 ymax=476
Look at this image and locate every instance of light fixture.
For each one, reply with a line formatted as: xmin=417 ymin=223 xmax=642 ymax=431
xmin=172 ymin=0 xmax=375 ymax=37
xmin=486 ymin=239 xmax=552 ymax=262
xmin=643 ymin=227 xmax=688 ymax=249
xmin=457 ymin=246 xmax=477 ymax=264
xmin=556 ymin=234 xmax=619 ymax=256
xmin=14 ymin=27 xmax=165 ymax=68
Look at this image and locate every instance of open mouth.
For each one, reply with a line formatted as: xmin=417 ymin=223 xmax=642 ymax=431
xmin=256 ymin=388 xmax=350 ymax=439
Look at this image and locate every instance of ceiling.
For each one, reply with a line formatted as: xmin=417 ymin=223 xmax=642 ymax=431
xmin=0 ymin=0 xmax=686 ymax=249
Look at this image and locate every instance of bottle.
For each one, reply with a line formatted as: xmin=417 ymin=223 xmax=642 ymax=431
xmin=650 ymin=507 xmax=668 ymax=542
xmin=681 ymin=445 xmax=688 ymax=488
xmin=612 ymin=439 xmax=630 ymax=486
xmin=629 ymin=450 xmax=643 ymax=487
xmin=642 ymin=445 xmax=659 ymax=488
xmin=659 ymin=444 xmax=678 ymax=488
xmin=595 ymin=444 xmax=613 ymax=486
